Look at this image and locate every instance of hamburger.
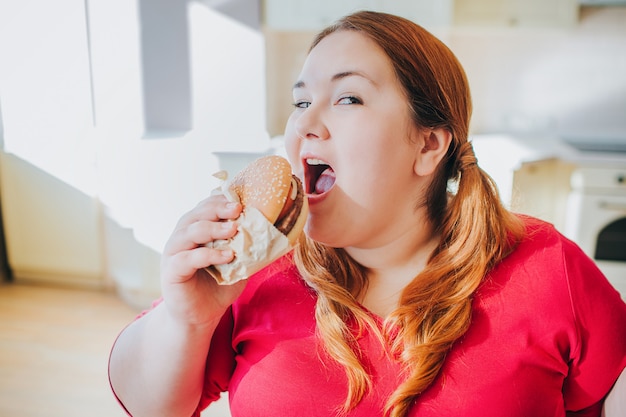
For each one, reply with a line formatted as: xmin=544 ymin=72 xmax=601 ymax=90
xmin=206 ymin=155 xmax=308 ymax=284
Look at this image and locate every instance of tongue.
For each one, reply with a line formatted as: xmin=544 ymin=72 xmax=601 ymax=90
xmin=314 ymin=168 xmax=335 ymax=194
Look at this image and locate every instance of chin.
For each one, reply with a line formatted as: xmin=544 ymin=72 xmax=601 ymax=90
xmin=304 ymin=220 xmax=328 ymax=245
xmin=304 ymin=221 xmax=347 ymax=249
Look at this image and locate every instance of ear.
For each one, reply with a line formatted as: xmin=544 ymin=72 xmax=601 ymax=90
xmin=413 ymin=128 xmax=452 ymax=176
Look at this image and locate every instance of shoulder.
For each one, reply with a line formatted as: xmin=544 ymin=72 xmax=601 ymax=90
xmin=505 ymin=214 xmax=591 ymax=272
xmin=479 ymin=215 xmax=596 ymax=310
xmin=483 ymin=214 xmax=622 ymax=314
xmin=518 ymin=214 xmax=568 ymax=248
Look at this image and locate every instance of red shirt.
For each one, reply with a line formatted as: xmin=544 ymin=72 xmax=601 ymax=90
xmin=195 ymin=217 xmax=626 ymax=416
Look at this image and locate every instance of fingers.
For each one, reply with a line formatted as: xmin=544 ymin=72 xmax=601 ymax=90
xmin=165 ymin=218 xmax=238 ymax=256
xmin=176 ymin=194 xmax=242 ymax=228
xmin=165 ymin=195 xmax=242 ymax=255
xmin=161 ymin=194 xmax=244 ymax=284
xmin=162 ymin=246 xmax=235 ymax=282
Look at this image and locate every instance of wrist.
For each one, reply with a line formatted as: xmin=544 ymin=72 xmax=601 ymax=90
xmin=153 ymin=301 xmax=223 ymax=343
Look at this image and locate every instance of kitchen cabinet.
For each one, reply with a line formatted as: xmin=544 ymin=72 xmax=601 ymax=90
xmin=264 ymin=0 xmax=579 ymax=30
xmin=263 ymin=0 xmax=454 ymax=30
xmin=454 ymin=0 xmax=579 ymax=27
xmin=511 ymin=158 xmax=576 ymax=232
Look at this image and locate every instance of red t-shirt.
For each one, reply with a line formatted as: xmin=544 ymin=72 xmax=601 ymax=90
xmin=195 ymin=217 xmax=626 ymax=416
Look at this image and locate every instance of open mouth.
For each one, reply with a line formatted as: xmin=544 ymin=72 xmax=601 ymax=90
xmin=305 ymin=158 xmax=335 ymax=195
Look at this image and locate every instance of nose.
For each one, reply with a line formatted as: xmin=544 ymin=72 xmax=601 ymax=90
xmin=293 ymin=105 xmax=330 ymax=141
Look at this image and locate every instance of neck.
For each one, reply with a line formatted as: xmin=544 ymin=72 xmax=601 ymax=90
xmin=345 ymin=217 xmax=439 ymax=318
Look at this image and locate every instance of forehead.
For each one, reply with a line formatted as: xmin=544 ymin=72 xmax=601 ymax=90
xmin=298 ymin=30 xmax=395 ymax=86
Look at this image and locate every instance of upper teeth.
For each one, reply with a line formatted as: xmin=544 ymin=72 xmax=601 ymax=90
xmin=306 ymin=158 xmax=327 ymax=165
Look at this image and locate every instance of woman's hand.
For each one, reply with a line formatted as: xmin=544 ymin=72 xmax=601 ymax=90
xmin=109 ymin=194 xmax=247 ymax=417
xmin=160 ymin=193 xmax=246 ymax=326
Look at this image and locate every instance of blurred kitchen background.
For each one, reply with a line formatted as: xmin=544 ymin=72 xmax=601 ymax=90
xmin=0 ymin=1 xmax=625 ymax=416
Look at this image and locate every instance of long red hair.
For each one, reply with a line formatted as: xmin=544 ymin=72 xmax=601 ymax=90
xmin=294 ymin=10 xmax=524 ymax=417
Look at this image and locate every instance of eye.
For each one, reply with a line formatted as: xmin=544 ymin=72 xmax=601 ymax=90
xmin=293 ymin=100 xmax=311 ymax=109
xmin=337 ymin=96 xmax=362 ymax=105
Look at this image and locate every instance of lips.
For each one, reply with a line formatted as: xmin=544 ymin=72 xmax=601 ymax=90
xmin=305 ymin=158 xmax=335 ymax=195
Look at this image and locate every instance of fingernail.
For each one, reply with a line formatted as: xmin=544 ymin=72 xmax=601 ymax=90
xmin=221 ymin=221 xmax=234 ymax=229
xmin=226 ymin=202 xmax=239 ymax=209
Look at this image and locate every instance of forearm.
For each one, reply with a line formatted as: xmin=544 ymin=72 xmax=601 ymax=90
xmin=109 ymin=302 xmax=221 ymax=417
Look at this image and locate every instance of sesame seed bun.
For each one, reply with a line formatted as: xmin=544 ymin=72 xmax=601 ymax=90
xmin=229 ymin=155 xmax=295 ymax=224
xmin=207 ymin=155 xmax=308 ymax=284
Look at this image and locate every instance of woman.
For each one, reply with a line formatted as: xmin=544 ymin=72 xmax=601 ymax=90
xmin=109 ymin=11 xmax=626 ymax=417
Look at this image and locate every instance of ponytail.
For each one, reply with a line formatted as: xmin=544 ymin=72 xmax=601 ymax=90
xmin=382 ymin=141 xmax=523 ymax=417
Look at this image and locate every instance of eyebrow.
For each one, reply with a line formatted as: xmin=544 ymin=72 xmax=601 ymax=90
xmin=292 ymin=71 xmax=375 ymax=90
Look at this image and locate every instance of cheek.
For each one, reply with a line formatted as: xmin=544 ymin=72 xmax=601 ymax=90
xmin=339 ymin=138 xmax=415 ymax=196
xmin=283 ymin=115 xmax=302 ymax=175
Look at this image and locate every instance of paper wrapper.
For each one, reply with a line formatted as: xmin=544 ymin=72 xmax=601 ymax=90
xmin=204 ymin=173 xmax=291 ymax=285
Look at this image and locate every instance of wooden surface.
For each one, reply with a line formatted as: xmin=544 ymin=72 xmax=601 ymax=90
xmin=0 ymin=283 xmax=232 ymax=417
xmin=0 ymin=283 xmax=139 ymax=417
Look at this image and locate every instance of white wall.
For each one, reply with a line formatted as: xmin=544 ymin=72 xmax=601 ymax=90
xmin=0 ymin=0 xmax=97 ymax=196
xmin=447 ymin=7 xmax=626 ymax=147
xmin=0 ymin=0 xmax=270 ymax=305
xmin=89 ymin=0 xmax=269 ymax=251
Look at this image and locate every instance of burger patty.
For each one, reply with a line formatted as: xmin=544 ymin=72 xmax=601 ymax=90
xmin=274 ymin=176 xmax=305 ymax=235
